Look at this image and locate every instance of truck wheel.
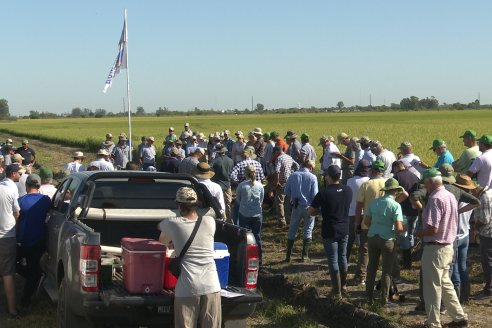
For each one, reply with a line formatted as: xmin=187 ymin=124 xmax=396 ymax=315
xmin=57 ymin=277 xmax=92 ymax=328
xmin=222 ymin=319 xmax=247 ymax=328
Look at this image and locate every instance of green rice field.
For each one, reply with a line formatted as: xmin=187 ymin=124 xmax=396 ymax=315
xmin=1 ymin=110 xmax=491 ymax=165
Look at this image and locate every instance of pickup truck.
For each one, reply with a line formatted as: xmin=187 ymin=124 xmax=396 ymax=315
xmin=40 ymin=171 xmax=262 ymax=328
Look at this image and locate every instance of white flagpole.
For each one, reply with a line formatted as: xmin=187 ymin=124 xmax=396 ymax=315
xmin=124 ymin=8 xmax=133 ymax=161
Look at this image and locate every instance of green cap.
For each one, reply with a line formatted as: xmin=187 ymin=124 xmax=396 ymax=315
xmin=429 ymin=139 xmax=446 ymax=150
xmin=439 ymin=164 xmax=456 ymax=184
xmin=478 ymin=135 xmax=492 ymax=146
xmin=420 ymin=168 xmax=442 ymax=183
xmin=301 ymin=133 xmax=310 ymax=140
xmin=371 ymin=160 xmax=385 ymax=172
xmin=263 ymin=132 xmax=271 ymax=139
xmin=380 ymin=178 xmax=404 ymax=192
xmin=39 ymin=167 xmax=53 ymax=180
xmin=22 ymin=139 xmax=29 ymax=144
xmin=270 ymin=131 xmax=279 ymax=139
xmin=459 ymin=130 xmax=477 ymax=139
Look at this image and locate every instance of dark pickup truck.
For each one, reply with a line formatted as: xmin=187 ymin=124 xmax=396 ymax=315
xmin=40 ymin=171 xmax=262 ymax=328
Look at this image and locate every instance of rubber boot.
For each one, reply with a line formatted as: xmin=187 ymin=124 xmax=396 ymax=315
xmin=402 ymin=249 xmax=412 ymax=270
xmin=340 ymin=270 xmax=348 ymax=294
xmin=285 ymin=239 xmax=295 ymax=263
xmin=301 ymin=239 xmax=311 ymax=262
xmin=461 ymin=282 xmax=470 ymax=304
xmin=330 ymin=271 xmax=342 ymax=299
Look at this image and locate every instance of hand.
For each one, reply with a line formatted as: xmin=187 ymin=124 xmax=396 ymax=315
xmin=332 ymin=152 xmax=341 ymax=158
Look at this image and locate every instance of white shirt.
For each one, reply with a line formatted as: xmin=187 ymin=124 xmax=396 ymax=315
xmin=39 ymin=184 xmax=58 ymax=199
xmin=64 ymin=161 xmax=85 ymax=173
xmin=0 ymin=178 xmax=19 ymax=199
xmin=362 ymin=149 xmax=376 ymax=165
xmin=0 ymin=184 xmax=20 ymax=238
xmin=88 ymin=158 xmax=115 ymax=171
xmin=322 ymin=143 xmax=341 ymax=171
xmin=469 ymin=149 xmax=492 ymax=188
xmin=377 ymin=149 xmax=397 ymax=179
xmin=198 ymin=178 xmax=225 ymax=215
xmin=346 ymin=175 xmax=370 ymax=216
xmin=159 ymin=216 xmax=221 ymax=297
xmin=400 ymin=153 xmax=423 ymax=178
xmin=16 ymin=173 xmax=28 ymax=197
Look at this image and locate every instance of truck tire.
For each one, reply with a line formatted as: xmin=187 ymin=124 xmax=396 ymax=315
xmin=57 ymin=277 xmax=92 ymax=328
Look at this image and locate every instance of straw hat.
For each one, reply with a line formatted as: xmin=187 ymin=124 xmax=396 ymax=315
xmin=73 ymin=151 xmax=85 ymax=159
xmin=454 ymin=174 xmax=478 ymax=190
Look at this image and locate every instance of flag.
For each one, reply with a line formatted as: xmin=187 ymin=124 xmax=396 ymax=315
xmin=103 ymin=18 xmax=127 ymax=93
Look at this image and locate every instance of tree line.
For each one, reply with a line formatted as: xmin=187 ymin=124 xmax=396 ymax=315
xmin=0 ymin=96 xmax=488 ymax=120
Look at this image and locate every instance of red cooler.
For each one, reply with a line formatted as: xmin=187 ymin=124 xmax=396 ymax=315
xmin=163 ymin=248 xmax=178 ymax=289
xmin=121 ymin=238 xmax=166 ymax=294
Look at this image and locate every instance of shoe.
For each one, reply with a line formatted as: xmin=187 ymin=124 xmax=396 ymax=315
xmin=475 ymin=290 xmax=492 ymax=300
xmin=383 ymin=302 xmax=398 ymax=308
xmin=7 ymin=311 xmax=22 ymax=320
xmin=440 ymin=308 xmax=447 ymax=315
xmin=447 ymin=320 xmax=468 ymax=327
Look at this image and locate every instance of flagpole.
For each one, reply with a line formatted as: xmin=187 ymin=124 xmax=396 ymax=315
xmin=124 ymin=8 xmax=133 ymax=161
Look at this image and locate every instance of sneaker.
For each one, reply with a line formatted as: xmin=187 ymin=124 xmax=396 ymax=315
xmin=447 ymin=320 xmax=468 ymax=327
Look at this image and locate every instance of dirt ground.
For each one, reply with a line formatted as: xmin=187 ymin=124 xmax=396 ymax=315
xmin=259 ymin=215 xmax=492 ymax=328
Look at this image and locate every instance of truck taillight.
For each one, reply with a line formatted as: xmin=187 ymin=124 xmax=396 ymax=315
xmin=245 ymin=244 xmax=259 ymax=289
xmin=80 ymin=245 xmax=101 ymax=292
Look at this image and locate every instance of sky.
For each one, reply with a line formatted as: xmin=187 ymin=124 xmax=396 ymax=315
xmin=2 ymin=1 xmax=492 ymax=115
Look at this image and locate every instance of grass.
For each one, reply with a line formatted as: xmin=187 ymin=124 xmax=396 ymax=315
xmin=1 ymin=110 xmax=492 ymax=165
xmin=251 ymin=298 xmax=319 ymax=328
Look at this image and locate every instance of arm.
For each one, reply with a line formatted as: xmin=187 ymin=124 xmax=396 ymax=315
xmin=14 ymin=211 xmax=20 ymax=220
xmin=395 ymin=190 xmax=409 ymax=203
xmin=354 ymin=201 xmax=364 ymax=231
xmin=415 ymin=226 xmax=438 ymax=238
xmin=395 ymin=220 xmax=404 ymax=233
xmin=363 ymin=214 xmax=371 ymax=229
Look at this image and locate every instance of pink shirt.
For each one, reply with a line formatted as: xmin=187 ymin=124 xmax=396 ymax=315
xmin=422 ymin=186 xmax=458 ymax=244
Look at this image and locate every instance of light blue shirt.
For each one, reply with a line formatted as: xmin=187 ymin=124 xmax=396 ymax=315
xmin=367 ymin=195 xmax=403 ymax=241
xmin=284 ymin=168 xmax=319 ymax=207
xmin=236 ymin=180 xmax=264 ymax=218
xmin=434 ymin=150 xmax=454 ymax=168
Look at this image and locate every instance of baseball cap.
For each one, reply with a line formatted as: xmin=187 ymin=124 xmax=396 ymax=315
xmin=146 ymin=136 xmax=155 ymax=142
xmin=184 ymin=123 xmax=190 ymax=127
xmin=326 ymin=165 xmax=342 ymax=180
xmin=235 ymin=131 xmax=244 ymax=138
xmin=39 ymin=167 xmax=53 ymax=180
xmin=73 ymin=151 xmax=84 ymax=158
xmin=301 ymin=133 xmax=309 ymax=140
xmin=478 ymin=135 xmax=492 ymax=146
xmin=191 ymin=135 xmax=197 ymax=140
xmin=263 ymin=132 xmax=271 ymax=139
xmin=439 ymin=164 xmax=456 ymax=184
xmin=242 ymin=146 xmax=257 ymax=159
xmin=270 ymin=131 xmax=279 ymax=139
xmin=429 ymin=139 xmax=446 ymax=150
xmin=22 ymin=139 xmax=29 ymax=144
xmin=194 ymin=147 xmax=205 ymax=156
xmin=371 ymin=160 xmax=385 ymax=172
xmin=420 ymin=168 xmax=442 ymax=183
xmin=5 ymin=163 xmax=22 ymax=176
xmin=176 ymin=187 xmax=198 ymax=204
xmin=358 ymin=136 xmax=371 ymax=146
xmin=459 ymin=130 xmax=477 ymax=139
xmin=5 ymin=138 xmax=13 ymax=145
xmin=215 ymin=143 xmax=227 ymax=153
xmin=170 ymin=147 xmax=180 ymax=157
xmin=284 ymin=130 xmax=297 ymax=139
xmin=169 ymin=127 xmax=174 ymax=131
xmin=26 ymin=174 xmax=42 ymax=186
xmin=318 ymin=136 xmax=327 ymax=145
xmin=370 ymin=140 xmax=383 ymax=149
xmin=106 ymin=133 xmax=113 ymax=138
xmin=337 ymin=133 xmax=349 ymax=144
xmin=398 ymin=141 xmax=412 ymax=150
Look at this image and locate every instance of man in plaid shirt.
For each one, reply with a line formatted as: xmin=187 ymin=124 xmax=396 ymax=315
xmin=274 ymin=146 xmax=300 ymax=226
xmin=230 ymin=146 xmax=265 ymax=185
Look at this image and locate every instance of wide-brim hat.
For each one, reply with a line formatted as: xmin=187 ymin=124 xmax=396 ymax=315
xmin=252 ymin=127 xmax=263 ymax=136
xmin=454 ymin=173 xmax=478 ymax=190
xmin=337 ymin=132 xmax=349 ymax=144
xmin=73 ymin=151 xmax=85 ymax=158
xmin=242 ymin=146 xmax=257 ymax=159
xmin=215 ymin=143 xmax=227 ymax=153
xmin=146 ymin=136 xmax=155 ymax=142
xmin=380 ymin=178 xmax=404 ymax=192
xmin=192 ymin=162 xmax=215 ymax=179
xmin=97 ymin=149 xmax=109 ymax=156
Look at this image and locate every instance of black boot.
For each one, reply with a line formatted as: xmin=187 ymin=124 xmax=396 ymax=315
xmin=330 ymin=271 xmax=342 ymax=299
xmin=461 ymin=282 xmax=470 ymax=304
xmin=285 ymin=239 xmax=294 ymax=262
xmin=301 ymin=239 xmax=311 ymax=262
xmin=454 ymin=285 xmax=461 ymax=303
xmin=402 ymin=249 xmax=412 ymax=270
xmin=340 ymin=270 xmax=348 ymax=294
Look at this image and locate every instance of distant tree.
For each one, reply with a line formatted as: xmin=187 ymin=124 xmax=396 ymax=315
xmin=136 ymin=106 xmax=145 ymax=116
xmin=400 ymin=96 xmax=420 ymax=110
xmin=419 ymin=96 xmax=439 ymax=109
xmin=255 ymin=103 xmax=264 ymax=112
xmin=156 ymin=107 xmax=169 ymax=117
xmin=336 ymin=101 xmax=344 ymax=109
xmin=29 ymin=110 xmax=41 ymax=119
xmin=94 ymin=108 xmax=107 ymax=118
xmin=82 ymin=108 xmax=94 ymax=118
xmin=0 ymin=99 xmax=10 ymax=119
xmin=71 ymin=107 xmax=83 ymax=117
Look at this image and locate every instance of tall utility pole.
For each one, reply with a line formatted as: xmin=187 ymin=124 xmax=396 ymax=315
xmin=251 ymin=96 xmax=254 ymax=111
xmin=369 ymin=94 xmax=372 ymax=107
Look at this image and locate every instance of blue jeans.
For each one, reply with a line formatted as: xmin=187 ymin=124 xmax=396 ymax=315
xmin=287 ymin=206 xmax=315 ymax=240
xmin=238 ymin=212 xmax=263 ymax=261
xmin=232 ymin=202 xmax=240 ymax=225
xmin=397 ymin=215 xmax=418 ymax=250
xmin=451 ymin=235 xmax=469 ymax=289
xmin=323 ymin=235 xmax=349 ymax=273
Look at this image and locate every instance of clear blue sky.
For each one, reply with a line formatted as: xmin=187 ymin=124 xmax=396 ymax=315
xmin=2 ymin=1 xmax=492 ymax=115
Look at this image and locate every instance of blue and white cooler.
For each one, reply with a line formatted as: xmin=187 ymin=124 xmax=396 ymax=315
xmin=214 ymin=242 xmax=230 ymax=288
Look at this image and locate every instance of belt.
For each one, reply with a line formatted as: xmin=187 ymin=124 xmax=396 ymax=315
xmin=424 ymin=242 xmax=451 ymax=246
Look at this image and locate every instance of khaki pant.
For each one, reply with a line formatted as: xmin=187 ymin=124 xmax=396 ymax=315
xmin=355 ymin=230 xmax=369 ymax=280
xmin=366 ymin=235 xmax=396 ymax=303
xmin=422 ymin=244 xmax=467 ymax=327
xmin=174 ymin=292 xmax=222 ymax=328
xmin=222 ymin=188 xmax=232 ymax=223
xmin=274 ymin=186 xmax=288 ymax=224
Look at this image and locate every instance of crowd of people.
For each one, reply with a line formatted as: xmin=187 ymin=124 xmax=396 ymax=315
xmin=1 ymin=123 xmax=492 ymax=328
